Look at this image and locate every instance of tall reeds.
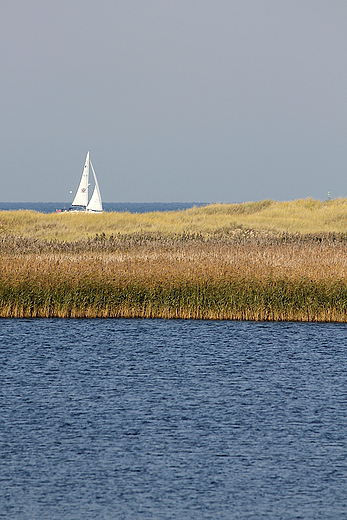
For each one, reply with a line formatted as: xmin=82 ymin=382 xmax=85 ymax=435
xmin=1 ymin=234 xmax=347 ymax=320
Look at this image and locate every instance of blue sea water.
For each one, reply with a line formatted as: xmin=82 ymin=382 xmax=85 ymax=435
xmin=1 ymin=319 xmax=347 ymax=519
xmin=0 ymin=202 xmax=206 ymax=214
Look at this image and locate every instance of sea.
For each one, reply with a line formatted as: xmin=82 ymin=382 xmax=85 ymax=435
xmin=1 ymin=318 xmax=347 ymax=519
xmin=0 ymin=202 xmax=206 ymax=213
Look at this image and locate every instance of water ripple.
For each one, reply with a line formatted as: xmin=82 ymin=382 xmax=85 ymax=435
xmin=1 ymin=319 xmax=347 ymax=519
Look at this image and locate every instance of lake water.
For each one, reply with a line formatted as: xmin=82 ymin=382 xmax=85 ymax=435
xmin=1 ymin=319 xmax=347 ymax=519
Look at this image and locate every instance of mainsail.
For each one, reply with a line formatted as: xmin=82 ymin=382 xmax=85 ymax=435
xmin=70 ymin=152 xmax=103 ymax=212
xmin=71 ymin=152 xmax=90 ymax=208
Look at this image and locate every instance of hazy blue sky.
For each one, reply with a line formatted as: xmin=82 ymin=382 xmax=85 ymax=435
xmin=1 ymin=1 xmax=347 ymax=203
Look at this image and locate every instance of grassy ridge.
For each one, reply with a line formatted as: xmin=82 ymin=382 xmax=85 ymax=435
xmin=2 ymin=198 xmax=347 ymax=241
xmin=2 ymin=238 xmax=347 ymax=320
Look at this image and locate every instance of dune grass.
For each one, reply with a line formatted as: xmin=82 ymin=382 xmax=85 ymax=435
xmin=2 ymin=199 xmax=347 ymax=321
xmin=2 ymin=198 xmax=347 ymax=241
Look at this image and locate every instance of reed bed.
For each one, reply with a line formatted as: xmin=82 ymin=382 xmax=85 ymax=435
xmin=2 ymin=236 xmax=347 ymax=321
xmin=3 ymin=199 xmax=347 ymax=321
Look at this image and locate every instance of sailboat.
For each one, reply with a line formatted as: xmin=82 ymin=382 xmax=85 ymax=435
xmin=70 ymin=152 xmax=103 ymax=212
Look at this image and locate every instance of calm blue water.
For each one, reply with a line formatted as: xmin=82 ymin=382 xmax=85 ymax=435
xmin=0 ymin=202 xmax=206 ymax=213
xmin=1 ymin=319 xmax=347 ymax=519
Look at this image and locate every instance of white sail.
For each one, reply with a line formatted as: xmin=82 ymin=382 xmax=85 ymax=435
xmin=71 ymin=151 xmax=90 ymax=208
xmin=87 ymin=161 xmax=103 ymax=212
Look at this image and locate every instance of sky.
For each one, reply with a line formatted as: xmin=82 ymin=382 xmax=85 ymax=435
xmin=1 ymin=0 xmax=347 ymax=203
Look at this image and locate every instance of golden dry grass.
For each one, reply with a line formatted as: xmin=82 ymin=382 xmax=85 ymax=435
xmin=1 ymin=240 xmax=347 ymax=321
xmin=2 ymin=198 xmax=347 ymax=241
xmin=2 ymin=199 xmax=347 ymax=320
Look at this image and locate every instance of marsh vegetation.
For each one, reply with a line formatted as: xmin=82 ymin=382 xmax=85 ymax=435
xmin=1 ymin=199 xmax=347 ymax=320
